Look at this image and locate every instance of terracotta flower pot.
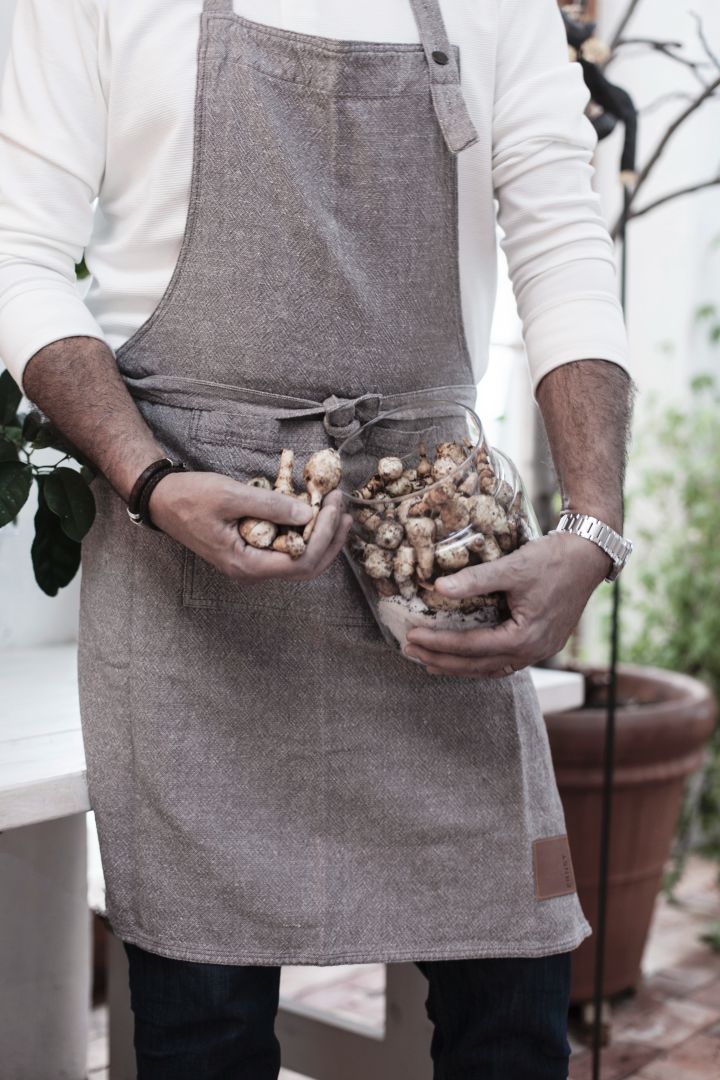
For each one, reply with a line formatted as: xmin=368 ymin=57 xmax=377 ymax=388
xmin=544 ymin=662 xmax=717 ymax=1004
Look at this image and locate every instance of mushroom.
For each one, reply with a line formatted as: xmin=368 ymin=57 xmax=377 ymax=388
xmin=404 ymin=517 xmax=436 ymax=580
xmin=303 ymin=447 xmax=342 ymax=541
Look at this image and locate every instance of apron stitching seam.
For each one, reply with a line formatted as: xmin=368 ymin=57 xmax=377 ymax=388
xmin=210 ymin=56 xmax=431 ymax=98
xmin=449 ymin=150 xmax=476 ymax=384
xmin=206 ymin=12 xmax=429 ymax=56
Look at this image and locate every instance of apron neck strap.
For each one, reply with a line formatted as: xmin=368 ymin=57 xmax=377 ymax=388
xmin=407 ymin=0 xmax=479 ymax=154
xmin=203 ymin=0 xmax=233 ymax=12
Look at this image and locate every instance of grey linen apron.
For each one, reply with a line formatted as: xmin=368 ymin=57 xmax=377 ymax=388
xmin=77 ymin=0 xmax=592 ymax=964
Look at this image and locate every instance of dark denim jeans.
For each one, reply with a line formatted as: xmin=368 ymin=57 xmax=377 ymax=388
xmin=123 ymin=940 xmax=572 ymax=1079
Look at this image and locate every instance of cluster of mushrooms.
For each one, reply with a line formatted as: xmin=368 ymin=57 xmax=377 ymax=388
xmin=235 ymin=437 xmax=534 ymax=619
xmin=237 ymin=447 xmax=342 ymax=559
xmin=346 ymin=438 xmax=534 ymax=614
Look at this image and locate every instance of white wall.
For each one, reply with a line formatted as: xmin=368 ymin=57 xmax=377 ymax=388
xmin=0 ymin=0 xmax=15 ymax=68
xmin=596 ymin=0 xmax=720 ymax=399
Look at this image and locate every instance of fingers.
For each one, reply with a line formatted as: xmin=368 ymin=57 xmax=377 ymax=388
xmin=404 ymin=644 xmax=523 ymax=678
xmin=406 ymin=618 xmax=522 ymax=658
xmin=224 ymin=480 xmax=314 ymax=528
xmin=233 ymin=490 xmax=349 ymax=580
xmin=301 ymin=490 xmax=344 ymax=565
xmin=435 ymin=553 xmax=519 ymax=599
xmin=311 ymin=512 xmax=353 ymax=576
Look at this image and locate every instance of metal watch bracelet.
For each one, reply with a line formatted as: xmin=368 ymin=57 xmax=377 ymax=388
xmin=548 ymin=511 xmax=634 ymax=583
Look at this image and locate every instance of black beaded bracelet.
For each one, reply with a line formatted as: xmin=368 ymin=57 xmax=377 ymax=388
xmin=127 ymin=457 xmax=188 ymax=531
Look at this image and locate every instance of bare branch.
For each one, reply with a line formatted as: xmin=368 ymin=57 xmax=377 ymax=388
xmin=612 ymin=37 xmax=708 ymax=75
xmin=689 ymin=9 xmax=720 ymax=74
xmin=608 ymin=0 xmax=644 ymax=53
xmin=640 ymin=91 xmax=698 ymax=114
xmin=611 ymin=74 xmax=720 ymax=238
xmin=624 ymin=176 xmax=720 ymax=223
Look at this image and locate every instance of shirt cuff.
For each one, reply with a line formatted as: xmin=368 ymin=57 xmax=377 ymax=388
xmin=524 ymin=294 xmax=632 ymax=402
xmin=0 ymin=286 xmax=109 ymax=396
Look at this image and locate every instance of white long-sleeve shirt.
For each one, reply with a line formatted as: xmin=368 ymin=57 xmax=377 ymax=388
xmin=0 ymin=0 xmax=630 ymax=401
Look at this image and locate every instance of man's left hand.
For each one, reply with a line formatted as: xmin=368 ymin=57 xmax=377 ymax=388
xmin=403 ymin=532 xmax=612 ymax=678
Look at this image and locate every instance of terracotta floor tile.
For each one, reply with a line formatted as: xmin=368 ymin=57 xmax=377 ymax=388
xmin=642 ymin=961 xmax=719 ymax=998
xmin=611 ymin=995 xmax=720 ymax=1051
xmin=633 ymin=1032 xmax=720 ymax=1079
xmin=616 ymin=982 xmax=674 ymax=1013
xmin=690 ymin=977 xmax=720 ymax=1010
xmin=568 ymin=1041 xmax=658 ymax=1079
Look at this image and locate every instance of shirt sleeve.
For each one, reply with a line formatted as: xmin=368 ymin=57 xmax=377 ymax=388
xmin=0 ymin=0 xmax=109 ymax=396
xmin=491 ymin=0 xmax=631 ymax=401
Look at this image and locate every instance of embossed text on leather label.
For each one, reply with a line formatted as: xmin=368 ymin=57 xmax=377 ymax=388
xmin=532 ymin=834 xmax=577 ymax=900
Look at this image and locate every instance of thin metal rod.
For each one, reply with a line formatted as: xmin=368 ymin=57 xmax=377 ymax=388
xmin=590 ymin=181 xmax=630 ymax=1078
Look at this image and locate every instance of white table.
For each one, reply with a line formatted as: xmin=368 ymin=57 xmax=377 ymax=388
xmin=0 ymin=644 xmax=90 ymax=1080
xmin=0 ymin=642 xmax=584 ymax=1079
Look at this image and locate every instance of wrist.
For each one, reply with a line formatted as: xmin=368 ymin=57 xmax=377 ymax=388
xmin=146 ymin=469 xmax=188 ymax=530
xmin=551 ymin=510 xmax=633 ymax=584
xmin=119 ymin=447 xmax=173 ymax=503
xmin=562 ymin=502 xmax=624 ymax=535
xmin=127 ymin=456 xmax=188 ymax=531
xmin=565 ymin=530 xmax=615 ymax=580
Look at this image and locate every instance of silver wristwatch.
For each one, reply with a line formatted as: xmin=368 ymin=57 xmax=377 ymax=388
xmin=549 ymin=511 xmax=634 ymax=583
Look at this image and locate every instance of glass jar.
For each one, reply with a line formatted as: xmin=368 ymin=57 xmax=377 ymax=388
xmin=336 ymin=399 xmax=541 ymax=660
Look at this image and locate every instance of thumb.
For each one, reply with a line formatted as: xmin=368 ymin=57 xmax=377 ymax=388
xmin=434 ymin=553 xmax=517 ymax=598
xmin=233 ymin=482 xmax=313 ymax=527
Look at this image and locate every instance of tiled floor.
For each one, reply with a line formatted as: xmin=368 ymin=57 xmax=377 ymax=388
xmin=567 ymin=855 xmax=720 ymax=1080
xmin=88 ymin=855 xmax=720 ymax=1079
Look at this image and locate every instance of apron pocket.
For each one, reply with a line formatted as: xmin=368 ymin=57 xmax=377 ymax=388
xmin=182 ymin=546 xmax=377 ymax=627
xmin=362 ymin=422 xmax=443 ymax=459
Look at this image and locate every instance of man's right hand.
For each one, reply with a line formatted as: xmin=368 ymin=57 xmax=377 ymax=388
xmin=148 ymin=470 xmax=352 ymax=582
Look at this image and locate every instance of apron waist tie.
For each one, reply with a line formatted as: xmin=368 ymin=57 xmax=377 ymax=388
xmin=120 ymin=374 xmax=478 ymax=447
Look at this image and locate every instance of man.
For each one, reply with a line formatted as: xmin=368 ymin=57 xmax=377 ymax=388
xmin=0 ymin=0 xmax=635 ymax=1076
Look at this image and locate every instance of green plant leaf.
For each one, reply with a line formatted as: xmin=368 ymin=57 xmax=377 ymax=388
xmin=43 ymin=466 xmax=96 ymax=541
xmin=0 ymin=369 xmax=22 ymax=426
xmin=0 ymin=436 xmax=19 ymax=463
xmin=618 ymin=365 xmax=720 ymax=863
xmin=2 ymin=424 xmax=23 ymax=444
xmin=21 ymin=408 xmax=47 ymax=444
xmin=31 ymin=476 xmax=81 ymax=595
xmin=0 ymin=460 xmax=32 ymax=526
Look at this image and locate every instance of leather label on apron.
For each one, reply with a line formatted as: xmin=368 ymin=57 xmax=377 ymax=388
xmin=532 ymin=834 xmax=577 ymax=900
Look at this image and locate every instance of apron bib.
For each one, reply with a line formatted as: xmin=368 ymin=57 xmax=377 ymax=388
xmin=78 ymin=0 xmax=592 ymax=964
